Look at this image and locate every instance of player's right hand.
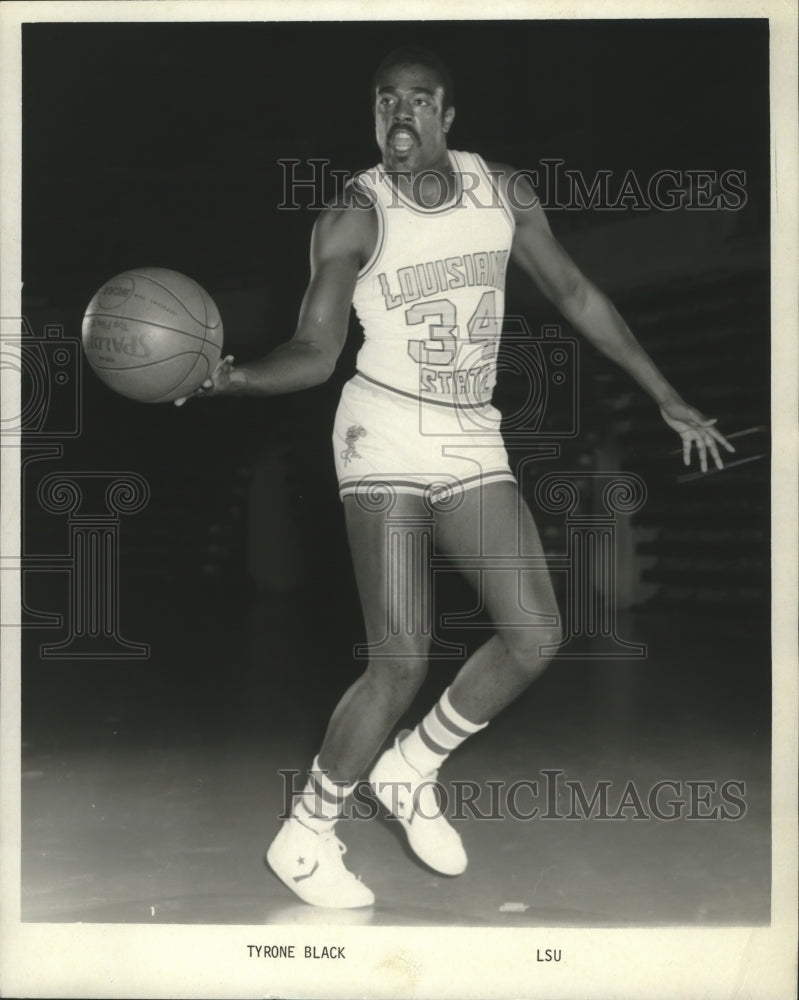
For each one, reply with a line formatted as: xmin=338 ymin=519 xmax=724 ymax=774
xmin=174 ymin=355 xmax=235 ymax=406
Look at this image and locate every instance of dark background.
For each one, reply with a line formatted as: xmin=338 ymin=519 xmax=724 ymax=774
xmin=23 ymin=19 xmax=769 ymax=301
xmin=20 ymin=17 xmax=770 ymax=764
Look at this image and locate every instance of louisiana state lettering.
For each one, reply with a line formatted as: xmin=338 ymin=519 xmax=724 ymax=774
xmin=352 ymin=151 xmax=515 ymax=408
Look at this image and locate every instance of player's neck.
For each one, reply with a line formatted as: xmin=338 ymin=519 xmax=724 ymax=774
xmin=383 ymin=150 xmax=456 ymax=207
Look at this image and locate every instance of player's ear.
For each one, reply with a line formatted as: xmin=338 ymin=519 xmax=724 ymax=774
xmin=443 ymin=106 xmax=455 ymax=133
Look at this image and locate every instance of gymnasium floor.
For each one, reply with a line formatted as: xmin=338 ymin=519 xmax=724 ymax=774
xmin=20 ymin=583 xmax=770 ymax=927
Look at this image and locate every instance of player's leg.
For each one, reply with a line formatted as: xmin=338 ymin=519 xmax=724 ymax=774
xmin=367 ymin=481 xmax=558 ymax=876
xmin=267 ymin=488 xmax=433 ymax=905
xmin=378 ymin=480 xmax=561 ymax=808
xmin=441 ymin=480 xmax=561 ymax=723
xmin=315 ymin=490 xmax=433 ymax=783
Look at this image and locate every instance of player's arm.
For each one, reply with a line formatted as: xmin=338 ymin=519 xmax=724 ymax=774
xmin=489 ymin=162 xmax=734 ymax=471
xmin=176 ymin=200 xmax=372 ymax=402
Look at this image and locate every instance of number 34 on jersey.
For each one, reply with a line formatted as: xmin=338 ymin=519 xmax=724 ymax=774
xmin=407 ymin=291 xmax=500 ymax=403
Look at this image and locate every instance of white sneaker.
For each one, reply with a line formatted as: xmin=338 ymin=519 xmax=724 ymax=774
xmin=265 ymin=818 xmax=375 ymax=908
xmin=369 ymin=734 xmax=468 ymax=876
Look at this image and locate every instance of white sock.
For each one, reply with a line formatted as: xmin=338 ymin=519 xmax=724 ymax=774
xmin=400 ymin=687 xmax=487 ymax=776
xmin=293 ymin=756 xmax=354 ymax=833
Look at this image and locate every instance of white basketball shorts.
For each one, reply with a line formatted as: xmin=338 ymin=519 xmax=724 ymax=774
xmin=332 ymin=373 xmax=516 ymax=501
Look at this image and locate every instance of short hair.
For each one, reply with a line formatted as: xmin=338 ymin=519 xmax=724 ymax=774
xmin=372 ymin=45 xmax=455 ymax=111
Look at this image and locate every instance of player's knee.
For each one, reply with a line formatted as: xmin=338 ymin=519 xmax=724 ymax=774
xmin=505 ymin=621 xmax=562 ymax=680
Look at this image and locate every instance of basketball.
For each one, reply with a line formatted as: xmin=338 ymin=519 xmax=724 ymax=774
xmin=81 ymin=267 xmax=224 ymax=403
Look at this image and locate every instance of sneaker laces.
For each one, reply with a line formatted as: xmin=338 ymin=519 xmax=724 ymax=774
xmin=314 ymin=829 xmax=365 ymax=886
xmin=317 ymin=829 xmax=347 ymax=858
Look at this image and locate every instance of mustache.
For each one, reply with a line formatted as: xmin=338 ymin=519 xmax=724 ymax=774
xmin=388 ymin=123 xmax=419 ymax=142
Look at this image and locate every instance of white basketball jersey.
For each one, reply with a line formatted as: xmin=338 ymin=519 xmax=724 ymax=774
xmin=351 ymin=150 xmax=515 ymax=408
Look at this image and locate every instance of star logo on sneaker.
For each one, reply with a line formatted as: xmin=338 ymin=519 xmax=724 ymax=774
xmin=266 ymin=820 xmax=375 ymax=907
xmin=293 ymin=860 xmax=319 ymax=883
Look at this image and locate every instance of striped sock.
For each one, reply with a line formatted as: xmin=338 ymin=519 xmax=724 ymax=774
xmin=400 ymin=687 xmax=487 ymax=776
xmin=293 ymin=757 xmax=354 ymax=832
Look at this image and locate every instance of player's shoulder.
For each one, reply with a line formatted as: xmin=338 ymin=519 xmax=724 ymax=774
xmin=312 ymin=174 xmax=379 ymax=261
xmin=482 ymin=159 xmax=514 ymax=181
xmin=319 ymin=167 xmax=379 ymax=219
xmin=482 ymin=159 xmax=535 ymax=190
xmin=482 ymin=159 xmax=541 ymax=219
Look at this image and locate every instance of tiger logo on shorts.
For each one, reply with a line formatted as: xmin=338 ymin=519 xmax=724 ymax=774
xmin=342 ymin=424 xmax=367 ymax=465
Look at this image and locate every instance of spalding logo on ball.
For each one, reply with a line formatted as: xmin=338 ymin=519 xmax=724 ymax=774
xmin=82 ymin=267 xmax=223 ymax=403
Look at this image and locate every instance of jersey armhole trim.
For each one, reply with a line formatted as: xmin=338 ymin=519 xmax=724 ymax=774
xmin=356 ymin=184 xmax=386 ymax=282
xmin=474 ymin=153 xmax=516 ymax=234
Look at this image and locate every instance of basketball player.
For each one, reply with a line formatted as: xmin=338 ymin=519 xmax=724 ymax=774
xmin=178 ymin=46 xmax=733 ymax=907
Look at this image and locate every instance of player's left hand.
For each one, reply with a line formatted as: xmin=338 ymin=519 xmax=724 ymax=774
xmin=659 ymin=399 xmax=735 ymax=472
